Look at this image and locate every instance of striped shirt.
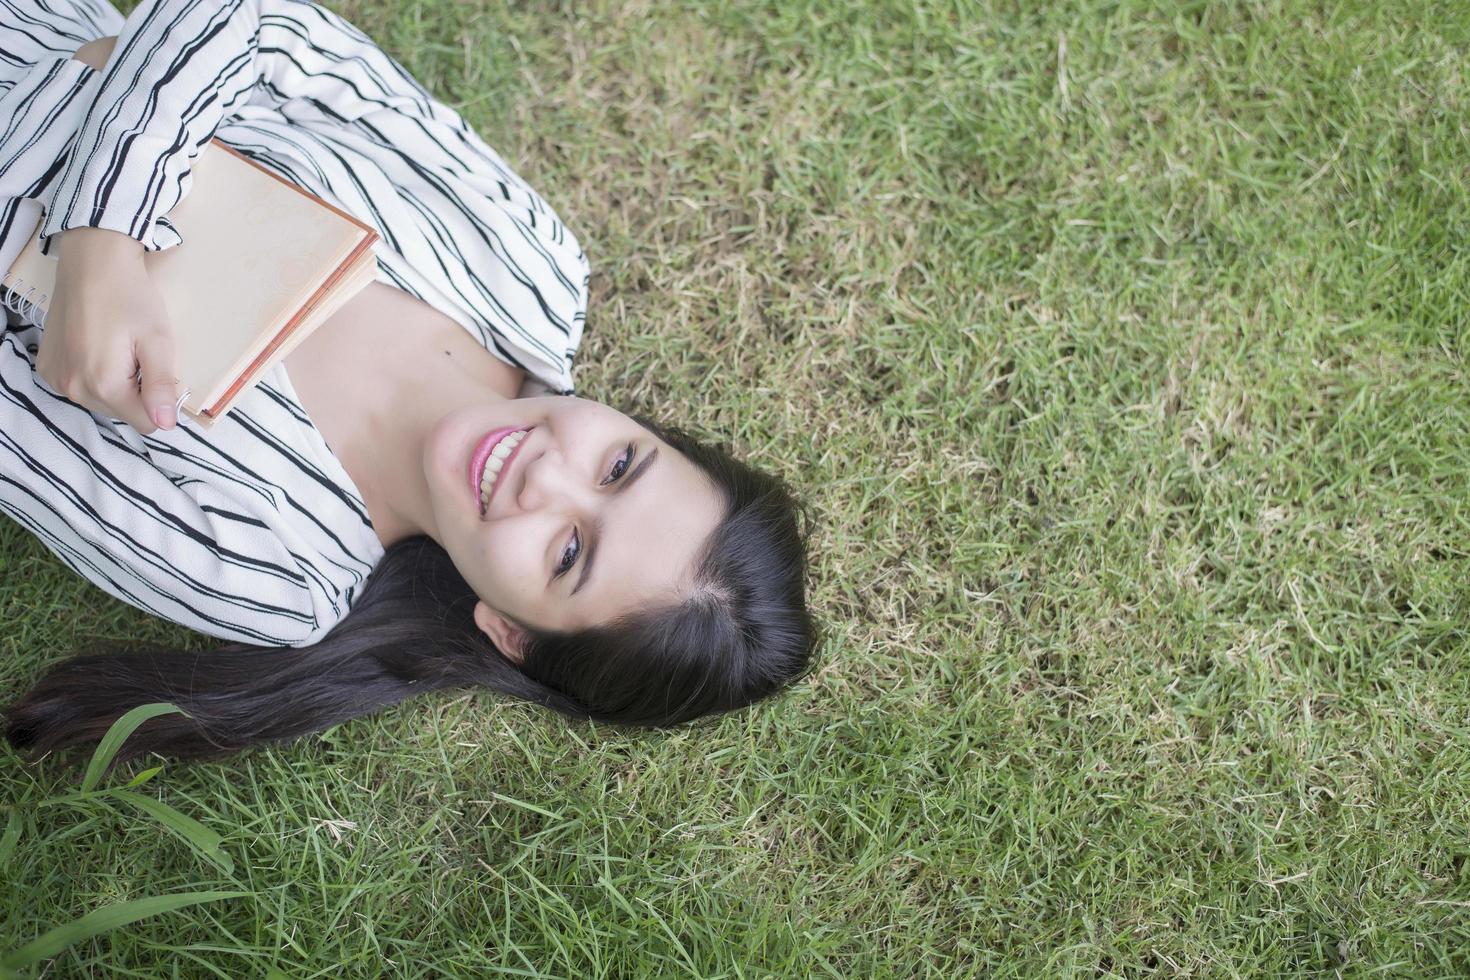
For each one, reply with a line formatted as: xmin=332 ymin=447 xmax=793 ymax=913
xmin=0 ymin=0 xmax=590 ymax=646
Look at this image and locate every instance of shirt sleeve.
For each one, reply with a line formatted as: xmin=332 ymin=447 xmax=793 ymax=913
xmin=32 ymin=0 xmax=589 ymax=392
xmin=35 ymin=0 xmax=437 ymax=257
xmin=0 ymin=0 xmax=117 ymax=249
xmin=36 ymin=0 xmax=271 ymax=255
xmin=0 ymin=323 xmax=348 ymax=647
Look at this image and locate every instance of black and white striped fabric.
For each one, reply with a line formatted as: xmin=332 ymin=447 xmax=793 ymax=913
xmin=0 ymin=0 xmax=590 ymax=646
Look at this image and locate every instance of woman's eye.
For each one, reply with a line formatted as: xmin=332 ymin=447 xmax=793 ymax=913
xmin=555 ymin=528 xmax=581 ymax=577
xmin=601 ymin=444 xmax=635 ymax=485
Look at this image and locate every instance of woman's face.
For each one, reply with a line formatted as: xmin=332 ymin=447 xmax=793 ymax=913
xmin=421 ymin=396 xmax=725 ymax=656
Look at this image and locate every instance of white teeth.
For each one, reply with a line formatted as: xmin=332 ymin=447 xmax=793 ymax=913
xmin=478 ymin=429 xmax=526 ymax=510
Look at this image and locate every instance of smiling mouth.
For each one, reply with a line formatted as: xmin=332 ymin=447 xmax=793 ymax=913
xmin=472 ymin=427 xmax=532 ymax=517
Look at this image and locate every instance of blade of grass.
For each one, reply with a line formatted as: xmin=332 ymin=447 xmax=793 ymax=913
xmin=0 ymin=891 xmax=248 ymax=971
xmin=124 ymin=766 xmax=164 ymax=789
xmin=110 ymin=789 xmax=235 ymax=875
xmin=80 ymin=704 xmax=185 ymax=793
xmin=0 ymin=809 xmax=19 ymax=867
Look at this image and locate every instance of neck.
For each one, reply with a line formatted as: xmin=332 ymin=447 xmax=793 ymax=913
xmin=347 ymin=353 xmax=516 ymax=550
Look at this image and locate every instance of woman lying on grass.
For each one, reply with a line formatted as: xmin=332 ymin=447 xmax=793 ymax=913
xmin=0 ymin=0 xmax=814 ymax=764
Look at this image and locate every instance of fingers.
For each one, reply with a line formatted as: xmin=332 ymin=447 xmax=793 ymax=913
xmin=133 ymin=331 xmax=180 ymax=431
xmin=104 ymin=366 xmax=158 ymax=435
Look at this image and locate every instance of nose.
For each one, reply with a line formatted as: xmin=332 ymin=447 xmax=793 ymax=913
xmin=514 ymin=446 xmax=595 ymax=516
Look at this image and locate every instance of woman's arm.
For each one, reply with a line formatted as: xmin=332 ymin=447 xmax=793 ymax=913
xmin=0 ymin=328 xmax=357 ymax=646
xmin=35 ymin=0 xmax=589 ymax=396
xmin=38 ymin=0 xmax=269 ymax=256
xmin=38 ymin=0 xmax=443 ymax=257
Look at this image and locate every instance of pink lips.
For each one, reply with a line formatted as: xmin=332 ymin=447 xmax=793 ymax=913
xmin=469 ymin=426 xmax=531 ymax=516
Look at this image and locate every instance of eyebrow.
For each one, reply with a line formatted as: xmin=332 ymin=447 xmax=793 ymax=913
xmin=571 ymin=446 xmax=659 ymax=597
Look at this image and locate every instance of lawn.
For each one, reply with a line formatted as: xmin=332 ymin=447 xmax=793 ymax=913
xmin=3 ymin=0 xmax=1469 ymax=975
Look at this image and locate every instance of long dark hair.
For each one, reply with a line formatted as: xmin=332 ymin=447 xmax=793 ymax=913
xmin=4 ymin=421 xmax=815 ymax=766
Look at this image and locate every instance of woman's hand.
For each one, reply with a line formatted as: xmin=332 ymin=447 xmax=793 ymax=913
xmin=40 ymin=36 xmax=181 ymax=434
xmin=35 ymin=227 xmax=182 ymax=434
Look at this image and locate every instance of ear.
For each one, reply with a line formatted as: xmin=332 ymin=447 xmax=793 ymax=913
xmin=474 ymin=600 xmax=526 ymax=664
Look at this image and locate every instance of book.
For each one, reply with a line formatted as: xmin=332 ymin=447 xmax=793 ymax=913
xmin=1 ymin=138 xmax=379 ymax=427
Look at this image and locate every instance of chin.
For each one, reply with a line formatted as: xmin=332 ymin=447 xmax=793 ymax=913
xmin=422 ymin=410 xmax=471 ymax=505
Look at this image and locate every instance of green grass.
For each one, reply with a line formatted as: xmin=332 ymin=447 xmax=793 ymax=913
xmin=3 ymin=0 xmax=1469 ymax=974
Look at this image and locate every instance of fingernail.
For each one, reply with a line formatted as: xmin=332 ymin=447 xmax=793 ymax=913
xmin=152 ymin=405 xmax=176 ymax=429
